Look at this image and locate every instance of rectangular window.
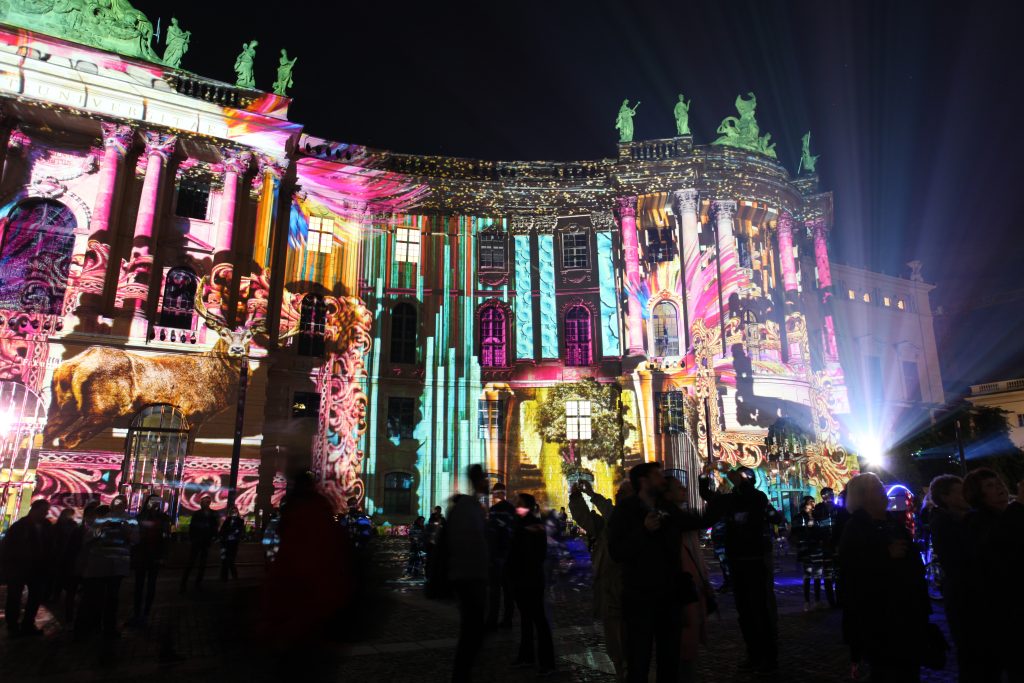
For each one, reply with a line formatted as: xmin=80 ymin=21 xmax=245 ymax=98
xmin=655 ymin=391 xmax=685 ymax=434
xmin=291 ymin=391 xmax=321 ymax=418
xmin=306 ymin=216 xmax=335 ymax=254
xmin=561 ymin=232 xmax=590 ymax=270
xmin=175 ymin=178 xmax=210 ymax=220
xmin=1017 ymin=414 xmax=1024 ymax=428
xmin=901 ymin=360 xmax=921 ymax=403
xmin=645 ymin=227 xmax=676 ymax=264
xmin=847 ymin=289 xmax=855 ymax=300
xmin=479 ymin=232 xmax=507 ymax=271
xmin=565 ymin=400 xmax=592 ymax=441
xmin=477 ymin=399 xmax=506 ymax=440
xmin=883 ymin=296 xmax=891 ymax=307
xmin=395 ymin=227 xmax=420 ymax=264
xmin=386 ymin=397 xmax=415 ymax=440
xmin=383 ymin=472 xmax=413 ymax=515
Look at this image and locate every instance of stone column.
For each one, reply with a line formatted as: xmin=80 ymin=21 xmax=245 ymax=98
xmin=712 ymin=200 xmax=739 ymax=350
xmin=216 ymin=149 xmax=252 ymax=257
xmin=91 ymin=123 xmax=134 ymax=237
xmin=672 ymin=189 xmax=699 ymax=348
xmin=810 ymin=218 xmax=832 ymax=291
xmin=0 ymin=103 xmax=14 ymax=186
xmin=616 ymin=196 xmax=644 ymax=355
xmin=776 ymin=211 xmax=799 ymax=294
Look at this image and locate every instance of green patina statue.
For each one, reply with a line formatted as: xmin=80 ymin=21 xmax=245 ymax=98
xmin=713 ymin=92 xmax=777 ymax=159
xmin=161 ymin=17 xmax=189 ymax=69
xmin=615 ymin=99 xmax=640 ymax=143
xmin=3 ymin=0 xmax=164 ymax=64
xmin=272 ymin=49 xmax=297 ymax=96
xmin=234 ymin=40 xmax=258 ymax=89
xmin=673 ymin=93 xmax=691 ymax=136
xmin=798 ymin=131 xmax=819 ymax=174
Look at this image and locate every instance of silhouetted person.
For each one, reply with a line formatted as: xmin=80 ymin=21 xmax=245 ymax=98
xmin=840 ymin=473 xmax=930 ymax=682
xmin=49 ymin=507 xmax=79 ymax=615
xmin=791 ymin=496 xmax=825 ymax=610
xmin=425 ymin=505 xmax=445 ymax=584
xmin=80 ymin=496 xmax=136 ymax=639
xmin=180 ymin=495 xmax=219 ymax=592
xmin=219 ymin=505 xmax=245 ymax=581
xmin=2 ymin=499 xmax=52 ymax=637
xmin=666 ymin=477 xmax=712 ymax=683
xmin=70 ymin=502 xmax=99 ymax=632
xmin=447 ymin=464 xmax=489 ymax=683
xmin=130 ymin=495 xmax=170 ymax=625
xmin=508 ymin=493 xmax=556 ymax=675
xmin=609 ymin=462 xmax=703 ymax=683
xmin=813 ymin=487 xmax=840 ymax=606
xmin=700 ymin=465 xmax=782 ymax=674
xmin=485 ymin=483 xmax=516 ymax=629
xmin=925 ymin=475 xmax=968 ymax=678
xmin=406 ymin=516 xmax=426 ymax=578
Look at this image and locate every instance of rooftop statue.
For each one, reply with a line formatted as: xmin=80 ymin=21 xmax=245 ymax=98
xmin=615 ymin=99 xmax=640 ymax=143
xmin=6 ymin=0 xmax=163 ymax=64
xmin=161 ymin=17 xmax=190 ymax=69
xmin=272 ymin=49 xmax=297 ymax=96
xmin=673 ymin=94 xmax=691 ymax=136
xmin=234 ymin=40 xmax=258 ymax=89
xmin=798 ymin=131 xmax=819 ymax=174
xmin=713 ymin=92 xmax=778 ymax=159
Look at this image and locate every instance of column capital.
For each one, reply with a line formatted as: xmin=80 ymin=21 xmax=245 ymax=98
xmin=7 ymin=127 xmax=31 ymax=151
xmin=251 ymin=155 xmax=289 ymax=196
xmin=671 ymin=188 xmax=699 ymax=214
xmin=712 ymin=199 xmax=737 ymax=219
xmin=806 ymin=216 xmax=829 ymax=234
xmin=777 ymin=210 xmax=794 ymax=234
xmin=100 ymin=122 xmax=134 ymax=159
xmin=221 ymin=148 xmax=253 ymax=175
xmin=142 ymin=131 xmax=177 ymax=162
xmin=615 ymin=195 xmax=637 ymax=218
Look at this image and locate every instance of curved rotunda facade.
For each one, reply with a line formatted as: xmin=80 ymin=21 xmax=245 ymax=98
xmin=0 ymin=15 xmax=854 ymax=525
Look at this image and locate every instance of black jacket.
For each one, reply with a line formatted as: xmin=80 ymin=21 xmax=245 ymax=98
xmin=701 ymin=478 xmax=782 ymax=560
xmin=188 ymin=509 xmax=220 ymax=546
xmin=507 ymin=512 xmax=547 ymax=590
xmin=487 ymin=499 xmax=517 ymax=564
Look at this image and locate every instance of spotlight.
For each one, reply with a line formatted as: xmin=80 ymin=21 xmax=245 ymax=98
xmin=856 ymin=433 xmax=885 ymax=469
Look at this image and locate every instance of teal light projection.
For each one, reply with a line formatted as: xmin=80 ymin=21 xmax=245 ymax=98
xmin=597 ymin=231 xmax=621 ymax=356
xmin=537 ymin=234 xmax=558 ymax=358
xmin=514 ymin=234 xmax=535 ymax=359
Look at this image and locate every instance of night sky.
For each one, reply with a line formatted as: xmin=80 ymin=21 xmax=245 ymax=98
xmin=133 ymin=0 xmax=1024 ymax=394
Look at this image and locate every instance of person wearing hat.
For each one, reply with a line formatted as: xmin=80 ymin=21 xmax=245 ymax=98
xmin=700 ymin=464 xmax=784 ymax=675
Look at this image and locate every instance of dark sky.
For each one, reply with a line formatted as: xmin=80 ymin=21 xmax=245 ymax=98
xmin=134 ymin=0 xmax=1024 ymax=394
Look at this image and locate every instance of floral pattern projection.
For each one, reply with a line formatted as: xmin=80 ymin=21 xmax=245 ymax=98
xmin=629 ymin=196 xmax=855 ymax=493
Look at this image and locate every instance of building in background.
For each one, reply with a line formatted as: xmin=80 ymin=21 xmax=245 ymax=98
xmin=0 ymin=6 xmax=857 ymax=526
xmin=966 ymin=379 xmax=1024 ymax=449
xmin=830 ymin=263 xmax=944 ymax=450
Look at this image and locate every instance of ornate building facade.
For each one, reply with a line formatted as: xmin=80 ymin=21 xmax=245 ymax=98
xmin=0 ymin=7 xmax=856 ymax=526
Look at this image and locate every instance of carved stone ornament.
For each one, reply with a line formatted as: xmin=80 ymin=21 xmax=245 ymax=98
xmin=672 ymin=188 xmax=699 ymax=214
xmin=615 ymin=196 xmax=637 ymax=218
xmin=713 ymin=200 xmax=737 ymax=220
xmin=100 ymin=122 xmax=134 ymax=159
xmin=590 ymin=210 xmax=616 ymax=230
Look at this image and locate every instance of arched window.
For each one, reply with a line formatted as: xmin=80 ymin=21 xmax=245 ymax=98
xmin=0 ymin=199 xmax=76 ymax=314
xmin=564 ymin=305 xmax=592 ymax=366
xmin=390 ymin=303 xmax=417 ymax=364
xmin=158 ymin=267 xmax=198 ymax=329
xmin=382 ymin=471 xmax=413 ymax=515
xmin=298 ymin=294 xmax=327 ymax=357
xmin=479 ymin=304 xmax=507 ymax=367
xmin=123 ymin=404 xmax=190 ymax=517
xmin=651 ymin=301 xmax=680 ymax=357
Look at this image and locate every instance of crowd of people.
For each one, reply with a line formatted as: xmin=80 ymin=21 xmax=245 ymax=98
xmin=1 ymin=493 xmax=253 ymax=645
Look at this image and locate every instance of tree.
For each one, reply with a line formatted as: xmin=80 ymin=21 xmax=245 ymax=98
xmin=535 ymin=379 xmax=632 ymax=475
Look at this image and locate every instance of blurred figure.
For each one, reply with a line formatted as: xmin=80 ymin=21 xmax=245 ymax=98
xmin=791 ymin=496 xmax=825 ymax=611
xmin=700 ymin=465 xmax=783 ymax=674
xmin=446 ymin=464 xmax=489 ymax=683
xmin=129 ymin=495 xmax=171 ymax=625
xmin=79 ymin=496 xmax=137 ymax=639
xmin=508 ymin=493 xmax=556 ymax=675
xmin=960 ymin=468 xmax=1019 ymax=682
xmin=262 ymin=471 xmax=351 ymax=680
xmin=71 ymin=502 xmax=99 ymax=632
xmin=925 ymin=475 xmax=968 ymax=678
xmin=609 ymin=462 xmax=703 ymax=683
xmin=710 ymin=519 xmax=731 ymax=592
xmin=49 ymin=507 xmax=80 ymax=616
xmin=424 ymin=505 xmax=445 ymax=584
xmin=569 ymin=479 xmax=629 ymax=682
xmin=839 ymin=473 xmax=930 ymax=682
xmin=2 ymin=499 xmax=52 ymax=637
xmin=180 ymin=495 xmax=219 ymax=592
xmin=341 ymin=496 xmax=374 ymax=554
xmin=813 ymin=487 xmax=840 ymax=606
xmin=405 ymin=516 xmax=426 ymax=578
xmin=666 ymin=477 xmax=711 ymax=683
xmin=485 ymin=483 xmax=516 ymax=630
xmin=219 ymin=505 xmax=246 ymax=581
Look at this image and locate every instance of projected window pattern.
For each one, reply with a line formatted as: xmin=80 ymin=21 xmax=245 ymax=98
xmin=564 ymin=305 xmax=592 ymax=366
xmin=651 ymin=301 xmax=680 ymax=356
xmin=655 ymin=391 xmax=685 ymax=434
xmin=383 ymin=472 xmax=413 ymax=515
xmin=477 ymin=399 xmax=506 ymax=440
xmin=561 ymin=232 xmax=590 ymax=270
xmin=386 ymin=397 xmax=415 ymax=440
xmin=395 ymin=227 xmax=420 ymax=264
xmin=158 ymin=267 xmax=197 ymax=329
xmin=175 ymin=178 xmax=210 ymax=220
xmin=0 ymin=199 xmax=76 ymax=314
xmin=479 ymin=232 xmax=506 ymax=271
xmin=645 ymin=227 xmax=676 ymax=264
xmin=298 ymin=294 xmax=327 ymax=356
xmin=306 ymin=216 xmax=336 ymax=254
xmin=566 ymin=400 xmax=592 ymax=441
xmin=390 ymin=303 xmax=417 ymax=364
xmin=480 ymin=305 xmax=507 ymax=367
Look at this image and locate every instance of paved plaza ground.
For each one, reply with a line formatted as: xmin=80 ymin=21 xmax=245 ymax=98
xmin=0 ymin=536 xmax=957 ymax=682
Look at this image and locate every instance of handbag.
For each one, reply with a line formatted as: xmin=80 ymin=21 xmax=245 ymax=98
xmin=921 ymin=622 xmax=948 ymax=670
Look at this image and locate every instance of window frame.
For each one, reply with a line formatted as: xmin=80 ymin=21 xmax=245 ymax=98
xmin=0 ymin=198 xmax=77 ymax=315
xmin=479 ymin=304 xmax=508 ymax=368
xmin=477 ymin=399 xmax=506 ymax=440
xmin=158 ymin=267 xmax=198 ymax=330
xmin=395 ymin=227 xmax=420 ymax=264
xmin=478 ymin=231 xmax=507 ymax=272
xmin=564 ymin=305 xmax=593 ymax=367
xmin=655 ymin=391 xmax=686 ymax=434
xmin=175 ymin=177 xmax=211 ymax=221
xmin=560 ymin=231 xmax=591 ymax=270
xmin=382 ymin=471 xmax=414 ymax=515
xmin=389 ymin=302 xmax=418 ymax=364
xmin=386 ymin=396 xmax=416 ymax=440
xmin=565 ymin=399 xmax=592 ymax=440
xmin=651 ymin=300 xmax=681 ymax=357
xmin=297 ymin=293 xmax=327 ymax=357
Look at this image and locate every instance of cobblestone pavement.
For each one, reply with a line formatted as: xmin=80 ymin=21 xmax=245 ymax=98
xmin=0 ymin=537 xmax=957 ymax=682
